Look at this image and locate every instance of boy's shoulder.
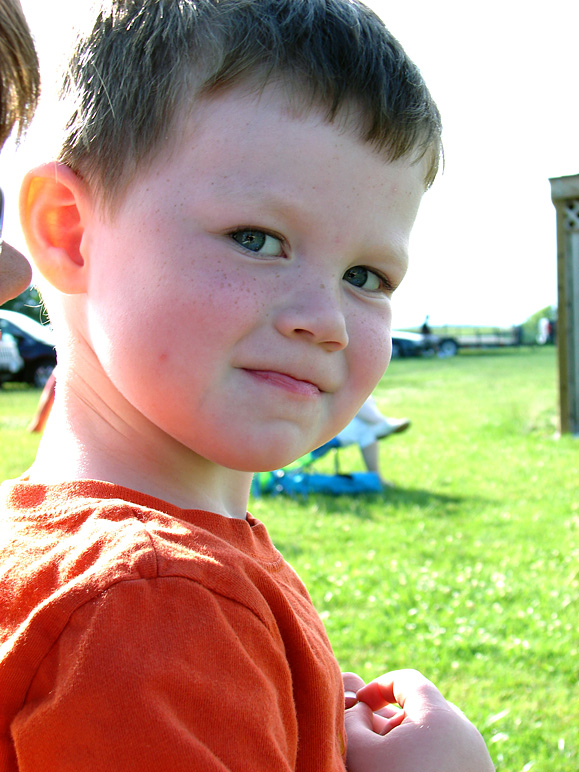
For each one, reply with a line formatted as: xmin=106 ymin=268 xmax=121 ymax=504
xmin=0 ymin=479 xmax=291 ymax=704
xmin=0 ymin=478 xmax=295 ymax=606
xmin=0 ymin=478 xmax=321 ymax=650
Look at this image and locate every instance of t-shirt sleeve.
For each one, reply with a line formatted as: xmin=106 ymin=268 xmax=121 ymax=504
xmin=12 ymin=577 xmax=299 ymax=772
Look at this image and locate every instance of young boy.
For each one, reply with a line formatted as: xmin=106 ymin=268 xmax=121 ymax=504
xmin=0 ymin=1 xmax=494 ymax=770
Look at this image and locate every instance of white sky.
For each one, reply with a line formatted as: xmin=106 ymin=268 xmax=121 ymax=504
xmin=1 ymin=0 xmax=578 ymax=327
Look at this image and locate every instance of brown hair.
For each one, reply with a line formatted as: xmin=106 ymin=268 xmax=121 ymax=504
xmin=0 ymin=0 xmax=40 ymax=146
xmin=60 ymin=0 xmax=442 ymax=206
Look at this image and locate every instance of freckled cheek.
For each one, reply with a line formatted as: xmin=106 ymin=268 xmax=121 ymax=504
xmin=146 ymin=271 xmax=267 ymax=365
xmin=366 ymin=337 xmax=392 ymax=386
xmin=185 ymin=268 xmax=268 ymax=321
xmin=349 ymin=313 xmax=392 ymax=383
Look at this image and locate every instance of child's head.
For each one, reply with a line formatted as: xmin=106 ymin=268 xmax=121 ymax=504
xmin=21 ymin=0 xmax=442 ymax=495
xmin=59 ymin=0 xmax=441 ymax=210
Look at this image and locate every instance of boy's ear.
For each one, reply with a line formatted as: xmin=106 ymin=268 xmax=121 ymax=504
xmin=20 ymin=162 xmax=91 ymax=294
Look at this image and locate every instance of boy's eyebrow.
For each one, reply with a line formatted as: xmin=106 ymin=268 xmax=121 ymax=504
xmin=210 ymin=179 xmax=409 ymax=245
xmin=217 ymin=187 xmax=411 ymax=271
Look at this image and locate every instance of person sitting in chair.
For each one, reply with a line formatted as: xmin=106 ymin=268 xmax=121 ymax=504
xmin=312 ymin=396 xmax=410 ymax=487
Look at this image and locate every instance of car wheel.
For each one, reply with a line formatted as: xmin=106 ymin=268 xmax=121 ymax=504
xmin=438 ymin=338 xmax=459 ymax=358
xmin=32 ymin=360 xmax=55 ymax=389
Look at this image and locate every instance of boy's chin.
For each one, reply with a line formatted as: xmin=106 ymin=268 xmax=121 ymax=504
xmin=197 ymin=420 xmax=335 ymax=473
xmin=217 ymin=441 xmax=314 ymax=474
xmin=225 ymin=454 xmax=301 ymax=474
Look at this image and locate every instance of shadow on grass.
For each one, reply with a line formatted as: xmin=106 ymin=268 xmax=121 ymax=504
xmin=269 ymin=488 xmax=482 ymax=560
xmin=383 ymin=485 xmax=474 ymax=513
xmin=260 ymin=486 xmax=482 ymax=520
xmin=310 ymin=487 xmax=475 ymax=518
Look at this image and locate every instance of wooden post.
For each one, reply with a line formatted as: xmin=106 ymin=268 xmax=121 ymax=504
xmin=550 ymin=174 xmax=579 ymax=435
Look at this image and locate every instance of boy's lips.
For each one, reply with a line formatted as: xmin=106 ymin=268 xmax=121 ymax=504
xmin=242 ymin=368 xmax=323 ymax=397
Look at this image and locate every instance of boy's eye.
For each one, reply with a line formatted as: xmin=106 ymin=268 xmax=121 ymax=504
xmin=343 ymin=266 xmax=388 ymax=293
xmin=231 ymin=229 xmax=283 ymax=256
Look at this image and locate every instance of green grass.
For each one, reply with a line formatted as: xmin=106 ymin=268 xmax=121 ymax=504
xmin=0 ymin=383 xmax=43 ymax=478
xmin=1 ymin=348 xmax=577 ymax=771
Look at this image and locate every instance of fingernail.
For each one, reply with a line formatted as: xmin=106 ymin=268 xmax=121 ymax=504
xmin=344 ymin=690 xmax=358 ymax=708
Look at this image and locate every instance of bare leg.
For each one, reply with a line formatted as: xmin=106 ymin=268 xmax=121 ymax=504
xmin=360 ymin=441 xmax=379 ymax=473
xmin=360 ymin=441 xmax=392 ymax=488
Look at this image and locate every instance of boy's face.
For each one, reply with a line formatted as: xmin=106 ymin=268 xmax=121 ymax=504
xmin=81 ymin=85 xmax=425 ymax=471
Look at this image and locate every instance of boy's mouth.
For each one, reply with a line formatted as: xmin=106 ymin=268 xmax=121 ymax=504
xmin=242 ymin=369 xmax=322 ymax=397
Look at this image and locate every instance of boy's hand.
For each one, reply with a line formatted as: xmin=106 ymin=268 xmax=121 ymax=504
xmin=344 ymin=669 xmax=495 ymax=772
xmin=342 ymin=672 xmax=402 ymax=732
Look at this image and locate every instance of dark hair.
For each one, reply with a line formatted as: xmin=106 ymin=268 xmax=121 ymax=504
xmin=60 ymin=0 xmax=442 ymax=206
xmin=0 ymin=0 xmax=40 ymax=147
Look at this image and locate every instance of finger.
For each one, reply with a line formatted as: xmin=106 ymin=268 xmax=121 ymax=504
xmin=342 ymin=671 xmax=366 ymax=708
xmin=350 ymin=700 xmax=404 ymax=734
xmin=343 ymin=700 xmax=376 ymax=733
xmin=375 ymin=704 xmax=404 ymax=720
xmin=371 ymin=710 xmax=389 ymax=734
xmin=377 ymin=710 xmax=405 ymax=736
xmin=344 ymin=690 xmax=358 ymax=709
xmin=356 ymin=669 xmax=446 ymax=715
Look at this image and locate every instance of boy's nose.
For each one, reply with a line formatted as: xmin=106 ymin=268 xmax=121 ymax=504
xmin=273 ymin=285 xmax=349 ymax=352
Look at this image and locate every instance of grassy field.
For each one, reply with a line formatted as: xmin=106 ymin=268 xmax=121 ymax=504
xmin=1 ymin=347 xmax=577 ymax=771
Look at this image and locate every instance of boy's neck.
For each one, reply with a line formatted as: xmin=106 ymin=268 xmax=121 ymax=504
xmin=29 ymin=385 xmax=254 ymax=519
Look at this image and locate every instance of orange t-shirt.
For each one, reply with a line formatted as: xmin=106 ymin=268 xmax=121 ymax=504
xmin=0 ymin=480 xmax=346 ymax=771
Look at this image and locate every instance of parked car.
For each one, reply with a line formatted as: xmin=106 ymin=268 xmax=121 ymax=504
xmin=0 ymin=309 xmax=56 ymax=387
xmin=391 ymin=330 xmax=436 ymax=358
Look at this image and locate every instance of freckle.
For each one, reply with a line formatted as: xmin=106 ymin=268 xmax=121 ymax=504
xmin=159 ymin=352 xmax=169 ymax=363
